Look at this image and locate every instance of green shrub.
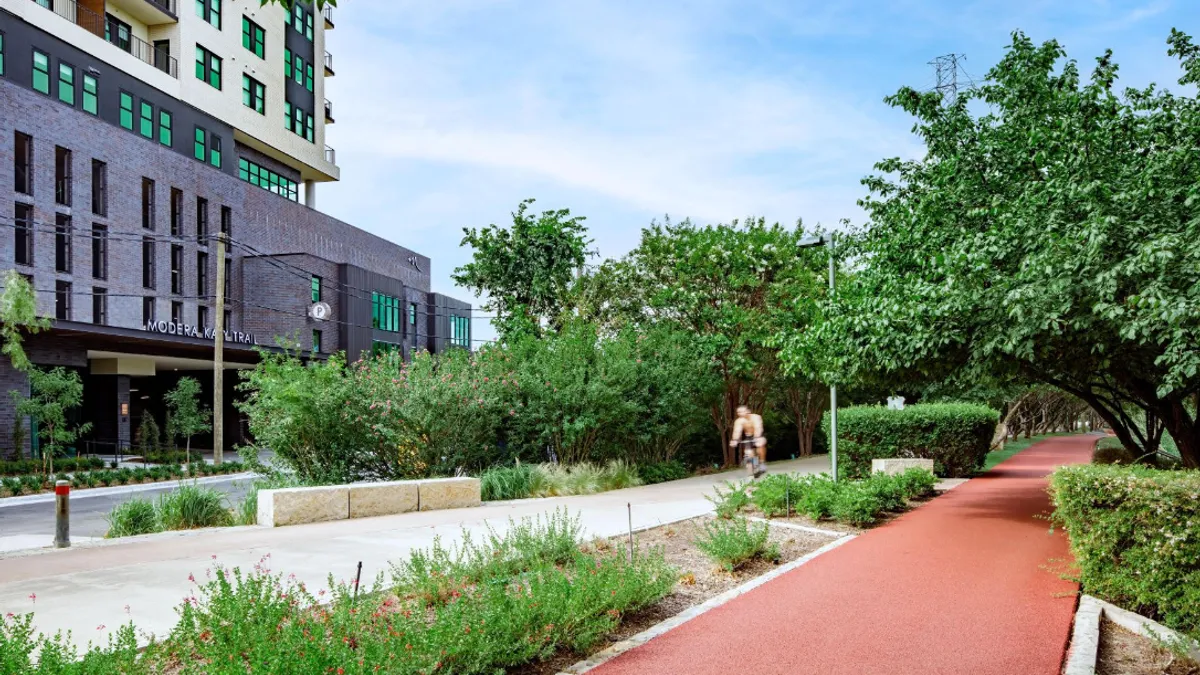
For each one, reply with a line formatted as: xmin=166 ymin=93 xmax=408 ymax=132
xmin=19 ymin=474 xmax=43 ymax=493
xmin=1093 ymin=437 xmax=1137 ymax=465
xmin=750 ymin=473 xmax=805 ymax=517
xmin=830 ymin=482 xmax=886 ymax=526
xmin=1050 ymin=464 xmax=1200 ymax=641
xmin=893 ymin=467 xmax=938 ymax=499
xmin=637 ymin=460 xmax=690 ymax=484
xmin=693 ymin=516 xmax=778 ymax=571
xmin=795 ymin=474 xmax=842 ymax=520
xmin=156 ymin=483 xmax=233 ymax=530
xmin=480 ymin=464 xmax=538 ymax=501
xmin=706 ymin=480 xmax=751 ymax=518
xmin=1 ymin=476 xmax=21 ymax=496
xmin=863 ymin=473 xmax=908 ymax=512
xmin=826 ymin=403 xmax=999 ymax=479
xmin=106 ymin=498 xmax=161 ymax=538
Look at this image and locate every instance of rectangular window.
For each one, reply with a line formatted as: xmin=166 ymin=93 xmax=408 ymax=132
xmin=0 ymin=32 xmax=5 ymax=77
xmin=312 ymin=329 xmax=322 ymax=353
xmin=105 ymin=15 xmax=131 ymax=52
xmin=197 ymin=251 xmax=208 ymax=295
xmin=170 ymin=244 xmax=183 ymax=294
xmin=92 ymin=288 xmax=107 ymax=326
xmin=451 ymin=315 xmax=469 ymax=347
xmin=142 ymin=178 xmax=155 ymax=229
xmin=143 ymin=297 xmax=156 ymax=325
xmin=292 ymin=4 xmax=303 ymax=32
xmin=55 ymin=146 xmax=72 ymax=206
xmin=55 ymin=281 xmax=71 ymax=321
xmin=142 ymin=238 xmax=156 ymax=289
xmin=57 ymin=62 xmax=75 ymax=105
xmin=32 ymin=50 xmax=49 ymax=94
xmin=54 ymin=214 xmax=72 ymax=273
xmin=284 ymin=47 xmax=292 ymax=78
xmin=82 ymin=74 xmax=98 ymax=114
xmin=91 ymin=160 xmax=107 ymax=215
xmin=223 ymin=308 xmax=231 ymax=329
xmin=311 ymin=276 xmax=321 ymax=302
xmin=242 ymin=75 xmax=265 ymax=114
xmin=294 ymin=54 xmax=303 ymax=85
xmin=197 ymin=305 xmax=209 ymax=329
xmin=119 ymin=92 xmax=134 ymax=129
xmin=220 ymin=205 xmax=231 ymax=236
xmin=14 ymin=131 xmax=32 ymax=195
xmin=242 ymin=17 xmax=265 ymax=58
xmin=194 ymin=126 xmax=206 ymax=161
xmin=195 ymin=46 xmax=221 ymax=89
xmin=305 ymin=62 xmax=313 ymax=92
xmin=210 ymin=134 xmax=222 ymax=168
xmin=306 ymin=114 xmax=314 ymax=142
xmin=284 ymin=101 xmax=291 ymax=129
xmin=196 ymin=197 xmax=209 ymax=241
xmin=91 ymin=224 xmax=108 ymax=280
xmin=237 ymin=158 xmax=299 ymax=201
xmin=371 ymin=293 xmax=401 ymax=332
xmin=409 ymin=302 xmax=416 ymax=326
xmin=139 ymin=101 xmax=154 ymax=138
xmin=196 ymin=0 xmax=220 ymax=28
xmin=14 ymin=203 xmax=33 ymax=266
xmin=171 ymin=301 xmax=183 ymax=324
xmin=305 ymin=11 xmax=313 ymax=40
xmin=170 ymin=188 xmax=183 ymax=236
xmin=159 ymin=109 xmax=173 ymax=147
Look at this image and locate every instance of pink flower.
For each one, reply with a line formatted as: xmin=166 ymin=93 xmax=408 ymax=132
xmin=28 ymin=593 xmax=35 ymax=604
xmin=97 ymin=624 xmax=106 ymax=631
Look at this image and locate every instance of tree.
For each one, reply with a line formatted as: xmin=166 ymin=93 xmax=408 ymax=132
xmin=13 ymin=367 xmax=92 ymax=475
xmin=827 ymin=31 xmax=1200 ymax=467
xmin=164 ymin=377 xmax=211 ymax=464
xmin=261 ymin=0 xmax=334 ymax=10
xmin=453 ymin=199 xmax=592 ymax=339
xmin=136 ymin=413 xmax=162 ymax=459
xmin=0 ymin=271 xmax=49 ymax=373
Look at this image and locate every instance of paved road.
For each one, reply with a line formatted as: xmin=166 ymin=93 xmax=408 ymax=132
xmin=0 ymin=475 xmax=256 ymax=539
xmin=589 ymin=434 xmax=1095 ymax=675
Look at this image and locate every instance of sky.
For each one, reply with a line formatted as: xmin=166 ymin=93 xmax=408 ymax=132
xmin=317 ymin=0 xmax=1196 ymax=341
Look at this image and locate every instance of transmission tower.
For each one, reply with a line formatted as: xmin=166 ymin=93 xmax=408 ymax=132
xmin=929 ymin=53 xmax=967 ymax=103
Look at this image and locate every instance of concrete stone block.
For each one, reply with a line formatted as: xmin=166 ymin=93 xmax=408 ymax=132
xmin=257 ymin=486 xmax=349 ymax=527
xmin=349 ymin=481 xmax=419 ymax=519
xmin=871 ymin=458 xmax=935 ymax=476
xmin=417 ymin=477 xmax=481 ymax=511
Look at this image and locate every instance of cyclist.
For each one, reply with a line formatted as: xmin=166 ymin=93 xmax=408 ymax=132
xmin=729 ymin=405 xmax=767 ymax=478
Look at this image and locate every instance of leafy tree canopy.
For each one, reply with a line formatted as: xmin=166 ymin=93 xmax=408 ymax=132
xmin=0 ymin=271 xmax=49 ymax=373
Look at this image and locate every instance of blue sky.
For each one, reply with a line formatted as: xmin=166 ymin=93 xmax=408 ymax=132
xmin=318 ymin=0 xmax=1195 ymax=338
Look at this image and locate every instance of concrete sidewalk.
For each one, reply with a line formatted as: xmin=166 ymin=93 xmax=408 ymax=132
xmin=0 ymin=456 xmax=829 ymax=647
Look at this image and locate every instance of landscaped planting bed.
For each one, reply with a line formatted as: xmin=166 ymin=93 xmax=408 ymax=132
xmin=0 ymin=462 xmax=246 ymax=498
xmin=1097 ymin=618 xmax=1199 ymax=675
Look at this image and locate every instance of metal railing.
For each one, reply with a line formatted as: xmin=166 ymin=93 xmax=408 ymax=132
xmin=324 ymin=145 xmax=336 ymax=164
xmin=324 ymin=98 xmax=334 ymax=122
xmin=31 ymin=0 xmax=179 ymax=78
xmin=322 ymin=5 xmax=334 ymax=27
xmin=144 ymin=0 xmax=176 ymax=15
xmin=324 ymin=51 xmax=334 ymax=75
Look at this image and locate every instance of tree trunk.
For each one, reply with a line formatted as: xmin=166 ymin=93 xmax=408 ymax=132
xmin=1158 ymin=399 xmax=1200 ymax=469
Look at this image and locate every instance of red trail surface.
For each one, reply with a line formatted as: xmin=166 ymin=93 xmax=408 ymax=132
xmin=589 ymin=434 xmax=1094 ymax=675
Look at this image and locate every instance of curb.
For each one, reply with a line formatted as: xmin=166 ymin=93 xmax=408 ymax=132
xmin=0 ymin=473 xmax=256 ymax=508
xmin=558 ymin=530 xmax=857 ymax=674
xmin=0 ymin=524 xmax=265 ymax=559
xmin=1063 ymin=594 xmax=1200 ymax=674
xmin=746 ymin=517 xmax=846 ymax=538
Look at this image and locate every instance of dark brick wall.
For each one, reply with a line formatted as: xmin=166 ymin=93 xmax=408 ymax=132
xmin=243 ymin=253 xmax=340 ymax=354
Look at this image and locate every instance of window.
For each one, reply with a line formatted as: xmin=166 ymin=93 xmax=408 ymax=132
xmin=0 ymin=32 xmax=5 ymax=77
xmin=159 ymin=110 xmax=173 ymax=147
xmin=91 ymin=224 xmax=108 ymax=280
xmin=196 ymin=0 xmax=220 ymax=29
xmin=305 ymin=10 xmax=313 ymax=40
xmin=194 ymin=127 xmax=206 ymax=161
xmin=171 ymin=301 xmax=183 ymax=324
xmin=450 ymin=315 xmax=469 ymax=348
xmin=197 ymin=251 xmax=208 ymax=295
xmin=14 ymin=131 xmax=32 ymax=195
xmin=170 ymin=244 xmax=184 ymax=294
xmin=142 ymin=237 xmax=156 ymax=289
xmin=105 ymin=15 xmax=131 ymax=52
xmin=220 ymin=205 xmax=231 ymax=236
xmin=284 ymin=47 xmax=292 ymax=79
xmin=371 ymin=292 xmax=401 ymax=332
xmin=170 ymin=188 xmax=183 ymax=236
xmin=195 ymin=46 xmax=221 ymax=89
xmin=409 ymin=302 xmax=417 ymax=326
xmin=143 ymin=297 xmax=156 ymax=325
xmin=58 ymin=62 xmax=75 ymax=105
xmin=312 ymin=329 xmax=322 ymax=353
xmin=292 ymin=4 xmax=303 ymax=32
xmin=55 ymin=281 xmax=71 ymax=321
xmin=210 ymin=134 xmax=222 ymax=168
xmin=293 ymin=54 xmax=303 ymax=85
xmin=223 ymin=308 xmax=231 ymax=329
xmin=82 ymin=74 xmax=97 ymax=114
xmin=306 ymin=115 xmax=314 ymax=142
xmin=32 ymin=50 xmax=49 ymax=94
xmin=54 ymin=214 xmax=72 ymax=273
xmin=193 ymin=128 xmax=222 ymax=168
xmin=196 ymin=197 xmax=209 ymax=241
xmin=242 ymin=17 xmax=265 ymax=58
xmin=14 ymin=203 xmax=33 ymax=266
xmin=55 ymin=146 xmax=71 ymax=206
xmin=197 ymin=305 xmax=209 ymax=329
xmin=91 ymin=160 xmax=107 ymax=215
xmin=120 ymin=92 xmax=134 ymax=129
xmin=92 ymin=288 xmax=107 ymax=326
xmin=284 ymin=101 xmax=291 ymax=129
xmin=138 ymin=101 xmax=154 ymax=138
xmin=238 ymin=158 xmax=299 ymax=201
xmin=142 ymin=178 xmax=155 ymax=229
xmin=287 ymin=104 xmax=314 ymax=142
xmin=305 ymin=62 xmax=313 ymax=92
xmin=311 ymin=276 xmax=321 ymax=302
xmin=372 ymin=341 xmax=400 ymax=357
xmin=224 ymin=258 xmax=230 ymax=297
xmin=242 ymin=75 xmax=265 ymax=114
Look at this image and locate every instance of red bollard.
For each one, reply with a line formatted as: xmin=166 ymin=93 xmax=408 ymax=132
xmin=54 ymin=480 xmax=70 ymax=548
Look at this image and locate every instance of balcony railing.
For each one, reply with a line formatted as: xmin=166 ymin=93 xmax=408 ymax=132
xmin=322 ymin=5 xmax=334 ymax=28
xmin=324 ymin=145 xmax=336 ymax=165
xmin=324 ymin=99 xmax=334 ymax=123
xmin=324 ymin=51 xmax=335 ymax=76
xmin=142 ymin=0 xmax=176 ymax=16
xmin=31 ymin=0 xmax=178 ymax=77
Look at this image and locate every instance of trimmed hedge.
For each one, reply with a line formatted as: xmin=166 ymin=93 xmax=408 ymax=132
xmin=0 ymin=457 xmax=105 ymax=476
xmin=1050 ymin=464 xmax=1200 ymax=641
xmin=824 ymin=403 xmax=998 ymax=479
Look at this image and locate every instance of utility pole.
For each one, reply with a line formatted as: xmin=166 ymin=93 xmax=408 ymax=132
xmin=213 ymin=232 xmax=226 ymax=465
xmin=929 ymin=53 xmax=966 ymax=104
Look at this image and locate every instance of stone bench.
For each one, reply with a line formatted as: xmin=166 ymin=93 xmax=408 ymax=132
xmin=871 ymin=458 xmax=935 ymax=476
xmin=257 ymin=477 xmax=481 ymax=527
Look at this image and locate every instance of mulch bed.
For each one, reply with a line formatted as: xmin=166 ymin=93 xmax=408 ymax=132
xmin=1097 ymin=618 xmax=1199 ymax=675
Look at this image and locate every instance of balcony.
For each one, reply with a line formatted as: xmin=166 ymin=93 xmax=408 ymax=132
xmin=107 ymin=0 xmax=178 ymax=25
xmin=30 ymin=0 xmax=179 ymax=77
xmin=324 ymin=99 xmax=334 ymax=124
xmin=324 ymin=145 xmax=336 ymax=165
xmin=324 ymin=51 xmax=335 ymax=76
xmin=322 ymin=5 xmax=334 ymax=28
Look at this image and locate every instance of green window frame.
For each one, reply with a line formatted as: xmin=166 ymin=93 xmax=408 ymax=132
xmin=82 ymin=74 xmax=98 ymax=114
xmin=196 ymin=0 xmax=221 ymax=29
xmin=159 ymin=110 xmax=172 ymax=147
xmin=58 ymin=62 xmax=75 ymax=105
xmin=195 ymin=46 xmax=221 ymax=90
xmin=139 ymin=101 xmax=153 ymax=138
xmin=242 ymin=17 xmax=265 ymax=58
xmin=284 ymin=47 xmax=292 ymax=78
xmin=305 ymin=114 xmax=314 ymax=143
xmin=305 ymin=62 xmax=313 ymax=92
xmin=238 ymin=158 xmax=298 ymax=201
xmin=0 ymin=32 xmax=6 ymax=77
xmin=242 ymin=75 xmax=265 ymax=114
xmin=292 ymin=5 xmax=303 ymax=32
xmin=305 ymin=11 xmax=314 ymax=40
xmin=311 ymin=276 xmax=321 ymax=302
xmin=284 ymin=101 xmax=292 ymax=129
xmin=293 ymin=55 xmax=303 ymax=85
xmin=194 ymin=127 xmax=206 ymax=161
xmin=312 ymin=329 xmax=321 ymax=354
xmin=32 ymin=50 xmax=49 ymax=94
xmin=209 ymin=134 xmax=222 ymax=168
xmin=119 ymin=92 xmax=134 ymax=129
xmin=409 ymin=302 xmax=416 ymax=326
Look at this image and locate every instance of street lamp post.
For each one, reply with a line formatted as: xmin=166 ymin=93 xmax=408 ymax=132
xmin=798 ymin=233 xmax=837 ymax=481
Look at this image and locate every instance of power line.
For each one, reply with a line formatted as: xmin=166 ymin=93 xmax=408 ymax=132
xmin=928 ymin=53 xmax=974 ymax=104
